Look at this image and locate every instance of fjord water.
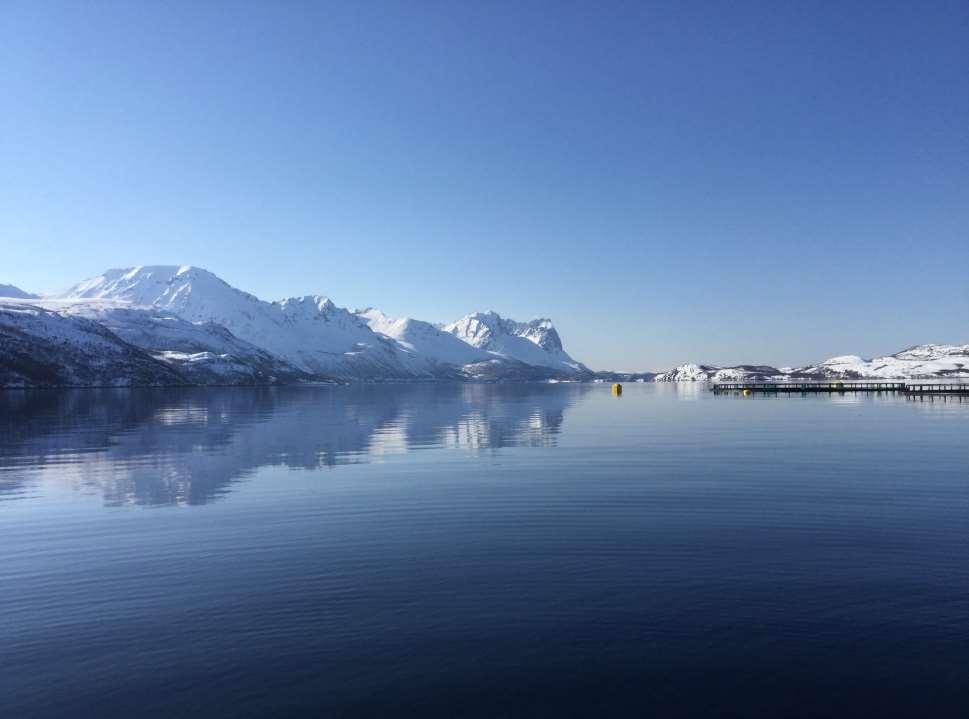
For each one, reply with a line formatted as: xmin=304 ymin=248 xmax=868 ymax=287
xmin=2 ymin=384 xmax=967 ymax=717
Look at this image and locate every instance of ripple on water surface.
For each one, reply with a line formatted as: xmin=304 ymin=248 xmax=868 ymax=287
xmin=2 ymin=384 xmax=968 ymax=717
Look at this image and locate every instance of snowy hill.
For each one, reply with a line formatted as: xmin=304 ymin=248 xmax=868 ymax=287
xmin=654 ymin=364 xmax=782 ymax=382
xmin=0 ymin=284 xmax=37 ymax=299
xmin=789 ymin=345 xmax=969 ymax=379
xmin=0 ymin=302 xmax=185 ymax=387
xmin=655 ymin=346 xmax=968 ymax=381
xmin=56 ymin=301 xmax=315 ymax=385
xmin=442 ymin=311 xmax=589 ymax=375
xmin=653 ymin=364 xmax=718 ymax=382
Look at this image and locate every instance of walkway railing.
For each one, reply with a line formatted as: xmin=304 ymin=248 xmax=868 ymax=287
xmin=711 ymin=381 xmax=968 ymax=395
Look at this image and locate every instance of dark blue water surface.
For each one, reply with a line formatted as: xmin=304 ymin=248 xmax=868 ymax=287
xmin=2 ymin=383 xmax=968 ymax=718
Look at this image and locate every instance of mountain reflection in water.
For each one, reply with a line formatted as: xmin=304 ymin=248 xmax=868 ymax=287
xmin=0 ymin=384 xmax=588 ymax=506
xmin=3 ymin=383 xmax=969 ymax=718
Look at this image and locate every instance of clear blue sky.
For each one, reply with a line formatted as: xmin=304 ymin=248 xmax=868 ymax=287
xmin=2 ymin=1 xmax=967 ymax=371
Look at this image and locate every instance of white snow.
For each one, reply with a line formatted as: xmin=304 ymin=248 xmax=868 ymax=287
xmin=0 ymin=300 xmax=184 ymax=386
xmin=4 ymin=296 xmax=306 ymax=383
xmin=442 ymin=311 xmax=587 ymax=374
xmin=356 ymin=308 xmax=487 ymax=366
xmin=12 ymin=263 xmax=961 ymax=384
xmin=653 ymin=364 xmax=719 ymax=382
xmin=655 ymin=346 xmax=969 ymax=381
xmin=55 ymin=265 xmax=590 ymax=379
xmin=1 ymin=302 xmax=115 ymax=349
xmin=794 ymin=345 xmax=969 ymax=379
xmin=60 ymin=266 xmax=403 ymax=377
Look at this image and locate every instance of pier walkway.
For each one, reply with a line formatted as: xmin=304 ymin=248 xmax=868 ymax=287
xmin=711 ymin=381 xmax=969 ymax=395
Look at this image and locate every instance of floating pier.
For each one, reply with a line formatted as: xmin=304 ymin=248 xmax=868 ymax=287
xmin=903 ymin=383 xmax=969 ymax=395
xmin=711 ymin=381 xmax=969 ymax=395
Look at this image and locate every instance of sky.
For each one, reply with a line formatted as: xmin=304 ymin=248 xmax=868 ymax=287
xmin=1 ymin=1 xmax=967 ymax=371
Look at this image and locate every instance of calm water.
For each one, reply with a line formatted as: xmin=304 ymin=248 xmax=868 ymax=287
xmin=2 ymin=383 xmax=968 ymax=717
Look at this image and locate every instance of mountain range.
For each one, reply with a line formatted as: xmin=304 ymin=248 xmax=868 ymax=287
xmin=1 ymin=266 xmax=966 ymax=387
xmin=0 ymin=266 xmax=590 ymax=387
xmin=653 ymin=345 xmax=969 ymax=382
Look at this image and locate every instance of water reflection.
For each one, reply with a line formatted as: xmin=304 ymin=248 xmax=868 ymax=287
xmin=0 ymin=384 xmax=589 ymax=506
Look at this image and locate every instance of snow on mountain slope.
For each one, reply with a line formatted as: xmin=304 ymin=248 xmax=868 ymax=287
xmin=64 ymin=265 xmax=238 ymax=307
xmin=654 ymin=364 xmax=783 ymax=382
xmin=59 ymin=266 xmax=592 ymax=380
xmin=791 ymin=345 xmax=969 ymax=379
xmin=61 ymin=266 xmax=414 ymax=378
xmin=359 ymin=307 xmax=582 ymax=380
xmin=270 ymin=295 xmax=412 ymax=377
xmin=442 ymin=311 xmax=588 ymax=375
xmin=653 ymin=364 xmax=717 ymax=382
xmin=52 ymin=301 xmax=315 ymax=384
xmin=0 ymin=302 xmax=185 ymax=387
xmin=356 ymin=308 xmax=488 ymax=366
xmin=709 ymin=366 xmax=785 ymax=382
xmin=0 ymin=284 xmax=37 ymax=299
xmin=655 ymin=346 xmax=968 ymax=381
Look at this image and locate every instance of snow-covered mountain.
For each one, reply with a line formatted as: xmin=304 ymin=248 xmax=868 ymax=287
xmin=33 ymin=265 xmax=589 ymax=383
xmin=1 ymin=298 xmax=316 ymax=387
xmin=789 ymin=344 xmax=969 ymax=379
xmin=0 ymin=284 xmax=37 ymax=299
xmin=442 ymin=311 xmax=589 ymax=375
xmin=655 ymin=346 xmax=968 ymax=381
xmin=357 ymin=307 xmax=588 ymax=379
xmin=654 ymin=364 xmax=782 ymax=382
xmin=356 ymin=307 xmax=487 ymax=369
xmin=0 ymin=302 xmax=185 ymax=387
xmin=56 ymin=301 xmax=314 ymax=385
xmin=653 ymin=364 xmax=717 ymax=382
xmin=7 ymin=263 xmax=963 ymax=388
xmin=61 ymin=266 xmax=417 ymax=379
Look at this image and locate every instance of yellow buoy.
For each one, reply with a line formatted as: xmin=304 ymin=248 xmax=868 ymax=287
xmin=611 ymin=383 xmax=622 ymax=396
xmin=742 ymin=389 xmax=752 ymax=396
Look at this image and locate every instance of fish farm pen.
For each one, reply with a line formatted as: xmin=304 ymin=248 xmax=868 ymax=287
xmin=711 ymin=382 xmax=969 ymax=396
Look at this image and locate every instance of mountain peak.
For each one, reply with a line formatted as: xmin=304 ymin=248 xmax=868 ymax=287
xmin=63 ymin=265 xmax=235 ymax=303
xmin=356 ymin=307 xmax=406 ymax=327
xmin=442 ymin=311 xmax=581 ymax=372
xmin=277 ymin=295 xmax=336 ymax=315
xmin=0 ymin=283 xmax=37 ymax=299
xmin=49 ymin=264 xmax=590 ymax=380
